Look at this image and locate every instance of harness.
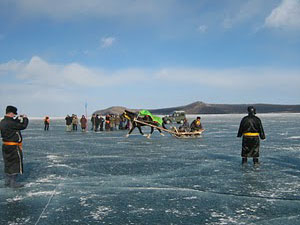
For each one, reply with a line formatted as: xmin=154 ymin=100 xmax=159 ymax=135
xmin=124 ymin=114 xmax=131 ymax=120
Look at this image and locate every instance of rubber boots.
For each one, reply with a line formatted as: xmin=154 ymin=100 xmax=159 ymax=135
xmin=242 ymin=157 xmax=248 ymax=165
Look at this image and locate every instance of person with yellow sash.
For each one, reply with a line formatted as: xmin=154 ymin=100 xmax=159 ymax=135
xmin=0 ymin=106 xmax=29 ymax=188
xmin=237 ymin=106 xmax=265 ymax=165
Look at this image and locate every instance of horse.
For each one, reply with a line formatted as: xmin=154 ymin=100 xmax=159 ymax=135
xmin=122 ymin=110 xmax=165 ymax=138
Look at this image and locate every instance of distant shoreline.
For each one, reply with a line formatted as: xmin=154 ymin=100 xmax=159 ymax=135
xmin=93 ymin=101 xmax=300 ymax=115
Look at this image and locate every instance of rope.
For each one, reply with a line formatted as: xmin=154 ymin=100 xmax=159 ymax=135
xmin=34 ymin=170 xmax=70 ymax=225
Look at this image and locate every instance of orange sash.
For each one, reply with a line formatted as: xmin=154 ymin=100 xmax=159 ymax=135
xmin=2 ymin=141 xmax=23 ymax=150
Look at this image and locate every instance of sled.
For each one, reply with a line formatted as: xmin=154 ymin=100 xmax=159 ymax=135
xmin=172 ymin=130 xmax=204 ymax=138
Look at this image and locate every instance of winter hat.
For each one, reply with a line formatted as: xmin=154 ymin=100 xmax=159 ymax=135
xmin=6 ymin=105 xmax=18 ymax=115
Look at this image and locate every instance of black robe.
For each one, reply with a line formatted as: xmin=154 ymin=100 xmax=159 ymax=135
xmin=237 ymin=114 xmax=265 ymax=157
xmin=0 ymin=116 xmax=29 ymax=174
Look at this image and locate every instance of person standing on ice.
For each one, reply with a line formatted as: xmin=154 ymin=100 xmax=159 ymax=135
xmin=91 ymin=114 xmax=96 ymax=131
xmin=80 ymin=115 xmax=87 ymax=132
xmin=72 ymin=114 xmax=78 ymax=131
xmin=44 ymin=116 xmax=50 ymax=131
xmin=94 ymin=115 xmax=101 ymax=131
xmin=65 ymin=114 xmax=72 ymax=131
xmin=237 ymin=106 xmax=265 ymax=165
xmin=0 ymin=106 xmax=29 ymax=188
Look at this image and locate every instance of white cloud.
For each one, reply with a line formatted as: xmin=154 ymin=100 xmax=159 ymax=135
xmin=222 ymin=0 xmax=264 ymax=29
xmin=101 ymin=37 xmax=116 ymax=48
xmin=0 ymin=56 xmax=150 ymax=116
xmin=0 ymin=59 xmax=24 ymax=74
xmin=7 ymin=56 xmax=147 ymax=88
xmin=2 ymin=56 xmax=300 ymax=92
xmin=155 ymin=67 xmax=300 ymax=90
xmin=5 ymin=0 xmax=175 ymax=21
xmin=1 ymin=56 xmax=299 ymax=116
xmin=265 ymin=0 xmax=300 ymax=29
xmin=197 ymin=25 xmax=207 ymax=33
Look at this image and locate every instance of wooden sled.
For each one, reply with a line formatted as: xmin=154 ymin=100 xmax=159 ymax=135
xmin=172 ymin=130 xmax=204 ymax=138
xmin=170 ymin=126 xmax=204 ymax=138
xmin=133 ymin=119 xmax=204 ymax=138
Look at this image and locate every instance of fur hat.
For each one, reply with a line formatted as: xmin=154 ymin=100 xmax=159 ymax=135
xmin=6 ymin=105 xmax=18 ymax=115
xmin=247 ymin=106 xmax=256 ymax=115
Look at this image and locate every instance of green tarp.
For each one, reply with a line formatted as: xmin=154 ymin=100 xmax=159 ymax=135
xmin=138 ymin=110 xmax=163 ymax=125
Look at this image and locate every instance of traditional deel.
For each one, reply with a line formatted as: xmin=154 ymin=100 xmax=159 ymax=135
xmin=237 ymin=113 xmax=265 ymax=158
xmin=0 ymin=116 xmax=29 ymax=175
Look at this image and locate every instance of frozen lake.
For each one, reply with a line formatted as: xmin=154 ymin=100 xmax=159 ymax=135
xmin=1 ymin=113 xmax=300 ymax=225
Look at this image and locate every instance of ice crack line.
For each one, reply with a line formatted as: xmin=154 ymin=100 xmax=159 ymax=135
xmin=34 ymin=170 xmax=70 ymax=225
xmin=124 ymin=186 xmax=300 ymax=202
xmin=34 ymin=185 xmax=58 ymax=225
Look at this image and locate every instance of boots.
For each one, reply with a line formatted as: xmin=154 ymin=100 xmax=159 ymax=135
xmin=4 ymin=174 xmax=10 ymax=187
xmin=242 ymin=157 xmax=248 ymax=165
xmin=8 ymin=174 xmax=24 ymax=188
xmin=253 ymin=158 xmax=260 ymax=166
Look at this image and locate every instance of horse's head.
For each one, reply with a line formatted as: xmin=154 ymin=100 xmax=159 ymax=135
xmin=123 ymin=110 xmax=137 ymax=121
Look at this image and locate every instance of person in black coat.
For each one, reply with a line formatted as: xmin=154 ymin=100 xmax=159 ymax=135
xmin=95 ymin=115 xmax=101 ymax=132
xmin=237 ymin=106 xmax=266 ymax=165
xmin=0 ymin=106 xmax=29 ymax=188
xmin=190 ymin=116 xmax=203 ymax=132
xmin=91 ymin=114 xmax=96 ymax=131
xmin=65 ymin=115 xmax=72 ymax=132
xmin=99 ymin=116 xmax=104 ymax=131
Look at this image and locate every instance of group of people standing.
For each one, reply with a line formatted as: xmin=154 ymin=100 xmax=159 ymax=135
xmin=63 ymin=113 xmax=130 ymax=132
xmin=43 ymin=114 xmax=130 ymax=132
xmin=90 ymin=114 xmax=130 ymax=132
xmin=65 ymin=114 xmax=88 ymax=132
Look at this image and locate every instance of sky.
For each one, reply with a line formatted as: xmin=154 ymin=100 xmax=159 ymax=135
xmin=0 ymin=0 xmax=300 ymax=116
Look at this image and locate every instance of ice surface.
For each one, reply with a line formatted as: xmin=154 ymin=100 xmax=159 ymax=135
xmin=1 ymin=114 xmax=300 ymax=224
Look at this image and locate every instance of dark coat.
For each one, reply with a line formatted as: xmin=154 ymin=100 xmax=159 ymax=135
xmin=237 ymin=114 xmax=265 ymax=157
xmin=65 ymin=116 xmax=72 ymax=125
xmin=0 ymin=116 xmax=28 ymax=143
xmin=0 ymin=116 xmax=29 ymax=174
xmin=80 ymin=117 xmax=87 ymax=129
xmin=190 ymin=119 xmax=203 ymax=131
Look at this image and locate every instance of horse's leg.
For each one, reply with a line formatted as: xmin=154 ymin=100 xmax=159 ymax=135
xmin=157 ymin=127 xmax=165 ymax=136
xmin=137 ymin=125 xmax=145 ymax=136
xmin=126 ymin=124 xmax=136 ymax=137
xmin=147 ymin=127 xmax=154 ymax=139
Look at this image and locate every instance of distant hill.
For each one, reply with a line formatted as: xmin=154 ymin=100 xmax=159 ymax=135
xmin=93 ymin=106 xmax=138 ymax=115
xmin=93 ymin=101 xmax=300 ymax=115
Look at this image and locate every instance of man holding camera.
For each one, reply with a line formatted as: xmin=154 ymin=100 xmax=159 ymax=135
xmin=0 ymin=105 xmax=29 ymax=188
